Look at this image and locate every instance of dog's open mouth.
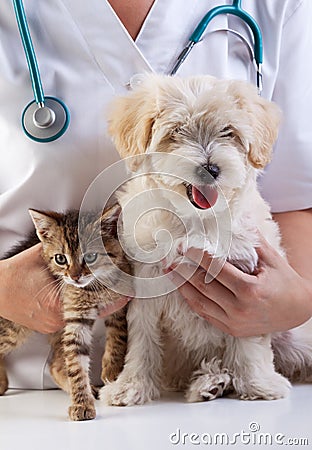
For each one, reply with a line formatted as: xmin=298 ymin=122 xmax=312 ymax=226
xmin=185 ymin=184 xmax=218 ymax=209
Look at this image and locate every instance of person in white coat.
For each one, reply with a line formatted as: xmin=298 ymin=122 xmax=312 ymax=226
xmin=0 ymin=0 xmax=311 ymax=389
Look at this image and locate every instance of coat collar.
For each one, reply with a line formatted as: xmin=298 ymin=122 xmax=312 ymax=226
xmin=60 ymin=0 xmax=154 ymax=92
xmin=60 ymin=0 xmax=232 ymax=89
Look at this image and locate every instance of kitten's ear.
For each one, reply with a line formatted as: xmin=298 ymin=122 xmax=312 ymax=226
xmin=101 ymin=204 xmax=121 ymax=238
xmin=28 ymin=209 xmax=60 ymax=241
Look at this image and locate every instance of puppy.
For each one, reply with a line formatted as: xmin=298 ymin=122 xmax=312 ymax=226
xmin=100 ymin=74 xmax=312 ymax=405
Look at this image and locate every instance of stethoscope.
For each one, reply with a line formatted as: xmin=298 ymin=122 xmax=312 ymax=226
xmin=13 ymin=0 xmax=70 ymax=143
xmin=13 ymin=0 xmax=262 ymax=143
xmin=169 ymin=0 xmax=263 ymax=93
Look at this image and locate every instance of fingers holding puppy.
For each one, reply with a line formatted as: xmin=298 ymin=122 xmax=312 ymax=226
xmin=182 ymin=247 xmax=254 ymax=293
xmin=167 ymin=267 xmax=229 ymax=314
xmin=165 ymin=235 xmax=310 ymax=337
xmin=166 ymin=263 xmax=244 ymax=336
xmin=165 ymin=248 xmax=267 ymax=337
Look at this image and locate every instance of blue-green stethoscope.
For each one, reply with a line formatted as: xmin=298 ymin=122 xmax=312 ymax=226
xmin=170 ymin=0 xmax=263 ymax=91
xmin=13 ymin=0 xmax=263 ymax=143
xmin=13 ymin=0 xmax=70 ymax=143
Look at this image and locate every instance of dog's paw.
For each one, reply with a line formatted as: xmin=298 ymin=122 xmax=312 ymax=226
xmin=186 ymin=371 xmax=232 ymax=403
xmin=235 ymin=372 xmax=291 ymax=400
xmin=100 ymin=379 xmax=160 ymax=406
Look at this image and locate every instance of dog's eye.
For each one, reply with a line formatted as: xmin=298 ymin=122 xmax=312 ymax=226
xmin=220 ymin=126 xmax=235 ymax=138
xmin=170 ymin=128 xmax=179 ymax=137
xmin=169 ymin=125 xmax=184 ymax=138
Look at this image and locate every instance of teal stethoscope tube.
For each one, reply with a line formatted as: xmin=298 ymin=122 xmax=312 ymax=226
xmin=13 ymin=0 xmax=45 ymax=105
xmin=170 ymin=0 xmax=263 ymax=93
xmin=13 ymin=0 xmax=70 ymax=142
xmin=191 ymin=0 xmax=262 ymax=64
xmin=13 ymin=0 xmax=263 ymax=143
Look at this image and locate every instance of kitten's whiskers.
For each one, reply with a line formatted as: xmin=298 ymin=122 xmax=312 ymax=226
xmin=34 ymin=277 xmax=64 ymax=305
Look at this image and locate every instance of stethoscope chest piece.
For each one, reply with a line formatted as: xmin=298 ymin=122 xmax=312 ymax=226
xmin=22 ymin=97 xmax=70 ymax=143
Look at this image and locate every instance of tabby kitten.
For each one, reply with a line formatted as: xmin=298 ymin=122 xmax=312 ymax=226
xmin=0 ymin=204 xmax=132 ymax=421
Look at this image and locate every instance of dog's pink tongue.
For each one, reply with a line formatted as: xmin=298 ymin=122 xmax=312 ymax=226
xmin=192 ymin=185 xmax=218 ymax=209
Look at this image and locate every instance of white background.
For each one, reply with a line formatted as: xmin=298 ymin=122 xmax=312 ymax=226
xmin=1 ymin=385 xmax=311 ymax=450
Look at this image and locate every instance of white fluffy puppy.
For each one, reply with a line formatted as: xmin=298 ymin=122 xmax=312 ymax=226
xmin=100 ymin=74 xmax=312 ymax=405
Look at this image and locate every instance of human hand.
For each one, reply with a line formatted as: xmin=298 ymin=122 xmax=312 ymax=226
xmin=0 ymin=244 xmax=64 ymax=333
xmin=165 ymin=236 xmax=312 ymax=337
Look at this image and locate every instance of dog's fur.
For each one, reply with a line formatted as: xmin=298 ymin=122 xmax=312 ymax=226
xmin=100 ymin=74 xmax=312 ymax=405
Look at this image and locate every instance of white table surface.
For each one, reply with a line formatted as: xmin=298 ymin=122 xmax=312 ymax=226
xmin=0 ymin=385 xmax=311 ymax=450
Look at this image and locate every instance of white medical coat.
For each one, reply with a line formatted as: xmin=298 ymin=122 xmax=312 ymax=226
xmin=0 ymin=0 xmax=311 ymax=388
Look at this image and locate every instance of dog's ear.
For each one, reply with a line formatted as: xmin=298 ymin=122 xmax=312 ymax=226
xmin=107 ymin=79 xmax=160 ymax=169
xmin=231 ymin=82 xmax=281 ymax=169
xmin=247 ymin=95 xmax=281 ymax=169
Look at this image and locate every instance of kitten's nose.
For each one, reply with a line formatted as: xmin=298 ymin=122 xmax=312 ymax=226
xmin=71 ymin=273 xmax=81 ymax=282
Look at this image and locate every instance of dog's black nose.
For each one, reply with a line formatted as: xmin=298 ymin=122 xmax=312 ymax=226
xmin=207 ymin=164 xmax=220 ymax=179
xmin=196 ymin=164 xmax=220 ymax=183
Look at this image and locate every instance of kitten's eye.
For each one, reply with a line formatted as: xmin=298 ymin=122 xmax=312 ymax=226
xmin=54 ymin=254 xmax=68 ymax=265
xmin=84 ymin=253 xmax=98 ymax=264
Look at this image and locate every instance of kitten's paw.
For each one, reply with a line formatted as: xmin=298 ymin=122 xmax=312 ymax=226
xmin=100 ymin=379 xmax=160 ymax=406
xmin=101 ymin=364 xmax=122 ymax=384
xmin=68 ymin=403 xmax=96 ymax=421
xmin=0 ymin=377 xmax=8 ymax=396
xmin=91 ymin=385 xmax=100 ymax=400
xmin=186 ymin=372 xmax=232 ymax=403
xmin=235 ymin=372 xmax=291 ymax=400
xmin=0 ymin=365 xmax=8 ymax=396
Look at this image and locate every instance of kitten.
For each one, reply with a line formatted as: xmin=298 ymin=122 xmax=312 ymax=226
xmin=0 ymin=204 xmax=132 ymax=421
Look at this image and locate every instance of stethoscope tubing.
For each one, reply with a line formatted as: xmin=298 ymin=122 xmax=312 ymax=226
xmin=13 ymin=0 xmax=45 ymax=106
xmin=13 ymin=0 xmax=70 ymax=142
xmin=12 ymin=0 xmax=263 ymax=142
xmin=170 ymin=0 xmax=263 ymax=94
xmin=190 ymin=4 xmax=263 ymax=65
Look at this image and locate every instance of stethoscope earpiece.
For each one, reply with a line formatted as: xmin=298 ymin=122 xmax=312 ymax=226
xmin=22 ymin=97 xmax=70 ymax=143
